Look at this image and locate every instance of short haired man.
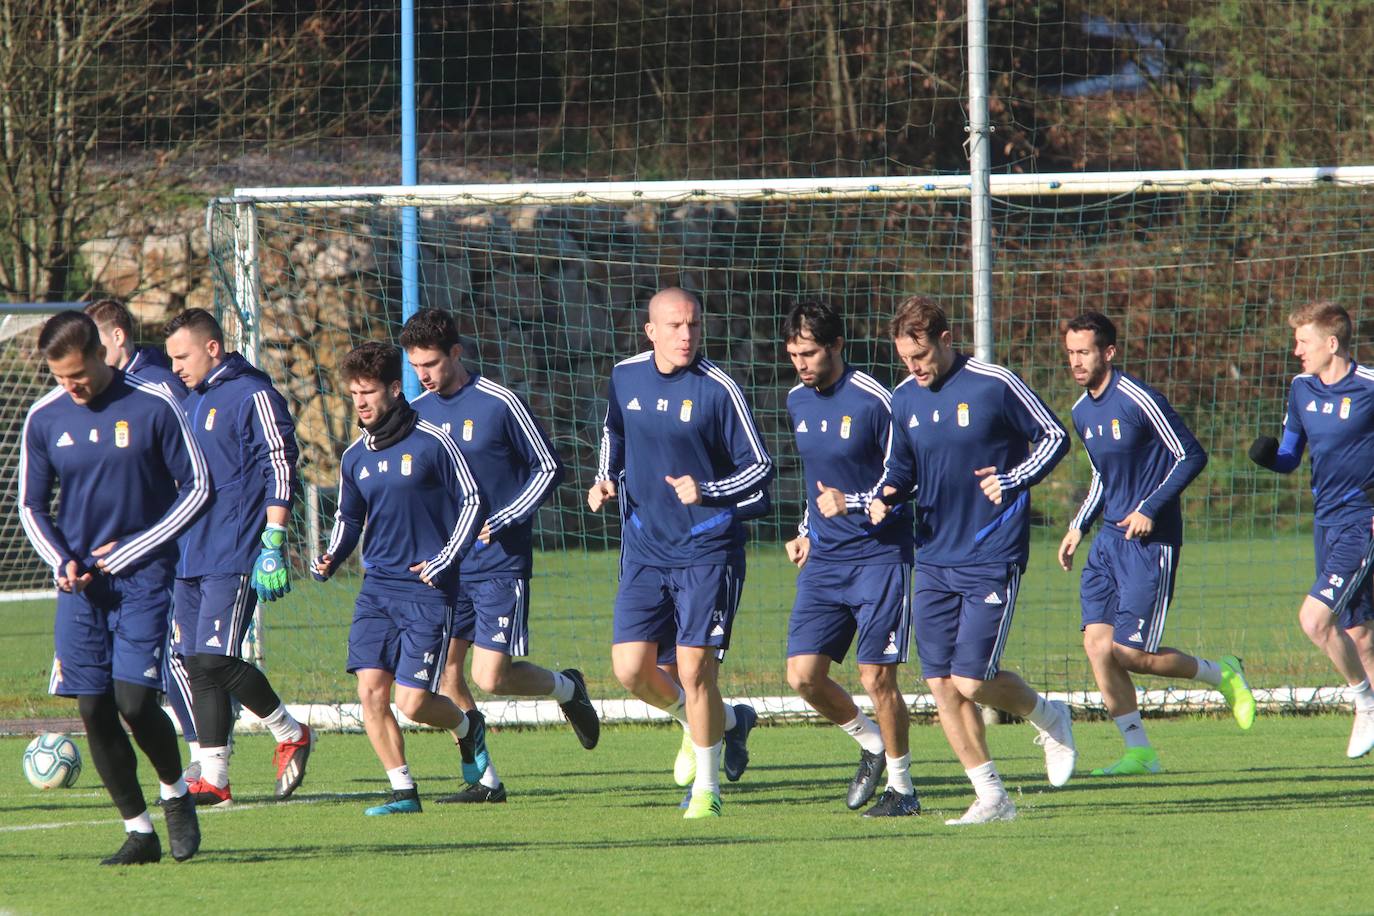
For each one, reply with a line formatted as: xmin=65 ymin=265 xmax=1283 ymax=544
xmin=1250 ymin=301 xmax=1374 ymax=757
xmin=313 ymin=341 xmax=489 ymax=815
xmin=588 ymin=287 xmax=773 ymax=819
xmin=783 ymin=300 xmax=919 ymax=816
xmin=1059 ymin=312 xmax=1254 ymax=775
xmin=20 ymin=311 xmax=207 ymax=864
xmin=401 ymin=308 xmax=598 ymax=804
xmin=164 ymin=308 xmax=314 ymax=805
xmin=868 ymin=296 xmax=1074 ymax=825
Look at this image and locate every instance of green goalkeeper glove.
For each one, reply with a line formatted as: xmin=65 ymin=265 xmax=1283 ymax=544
xmin=253 ymin=524 xmax=290 ymax=602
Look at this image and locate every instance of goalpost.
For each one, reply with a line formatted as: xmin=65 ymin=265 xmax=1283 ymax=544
xmin=202 ymin=166 xmax=1374 ymax=723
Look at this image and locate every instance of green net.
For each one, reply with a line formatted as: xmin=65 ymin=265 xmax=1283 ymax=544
xmin=204 ymin=176 xmax=1374 ymax=710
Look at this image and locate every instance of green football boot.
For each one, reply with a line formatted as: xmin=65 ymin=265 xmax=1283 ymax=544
xmin=673 ymin=729 xmax=696 ymax=787
xmin=1218 ymin=655 xmax=1257 ymax=730
xmin=682 ymin=789 xmax=722 ymax=819
xmin=1091 ymin=746 xmax=1162 ymax=776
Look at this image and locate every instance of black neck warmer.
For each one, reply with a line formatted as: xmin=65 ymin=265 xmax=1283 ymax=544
xmin=362 ymin=396 xmax=417 ymax=451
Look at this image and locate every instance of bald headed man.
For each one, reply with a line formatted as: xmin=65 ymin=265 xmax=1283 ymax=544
xmin=588 ymin=287 xmax=774 ymax=818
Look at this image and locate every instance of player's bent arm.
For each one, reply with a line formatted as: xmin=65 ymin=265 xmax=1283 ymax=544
xmin=17 ymin=413 xmax=78 ymax=573
xmin=249 ymin=386 xmax=300 ymax=512
xmin=1069 ymin=467 xmax=1105 ymax=534
xmin=483 ymin=396 xmax=565 ymax=536
xmin=99 ymin=393 xmax=211 ymax=575
xmin=993 ymin=377 xmax=1070 ymax=496
xmin=697 ymin=377 xmax=774 ymax=504
xmin=1127 ymin=383 xmax=1209 ymax=518
xmin=1250 ymin=429 xmax=1303 ymax=474
xmin=418 ymin=425 xmax=485 ymax=583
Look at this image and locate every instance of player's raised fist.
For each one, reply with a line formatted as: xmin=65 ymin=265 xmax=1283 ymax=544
xmin=866 ymin=485 xmax=900 ymax=526
xmin=665 ymin=474 xmax=701 ymax=506
xmin=1057 ymin=528 xmax=1082 ymax=571
xmin=587 ymin=479 xmax=617 ymax=512
xmin=311 ymin=553 xmax=334 ymax=582
xmin=815 ymin=481 xmax=847 ymax=518
xmin=784 ymin=536 xmax=810 ymax=568
xmin=974 ymin=466 xmax=1004 ymax=505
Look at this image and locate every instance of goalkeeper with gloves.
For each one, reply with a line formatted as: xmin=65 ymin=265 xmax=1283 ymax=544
xmin=164 ymin=308 xmax=315 ymax=805
xmin=1249 ymin=301 xmax=1374 ymax=759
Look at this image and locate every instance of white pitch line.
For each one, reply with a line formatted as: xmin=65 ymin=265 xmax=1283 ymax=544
xmin=0 ymin=792 xmax=378 ymax=833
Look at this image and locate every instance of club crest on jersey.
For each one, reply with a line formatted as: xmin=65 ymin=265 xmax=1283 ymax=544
xmin=679 ymin=399 xmax=693 ymax=422
xmin=957 ymin=402 xmax=969 ymax=427
xmin=205 ymin=408 xmax=217 ymax=431
xmin=462 ymin=419 xmax=474 ymax=442
xmin=56 ymin=431 xmax=73 ymax=447
xmin=835 ymin=415 xmax=849 ymax=438
xmin=796 ymin=420 xmax=808 ymax=433
xmin=114 ymin=420 xmax=130 ymax=448
xmin=627 ymin=397 xmax=641 ymax=411
xmin=1111 ymin=418 xmax=1121 ymax=440
xmin=1341 ymin=397 xmax=1352 ymax=419
xmin=401 ymin=453 xmax=413 ymax=476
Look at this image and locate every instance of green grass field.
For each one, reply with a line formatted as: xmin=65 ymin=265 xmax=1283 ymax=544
xmin=0 ymin=534 xmax=1332 ymax=719
xmin=2 ymin=718 xmax=1372 ymax=914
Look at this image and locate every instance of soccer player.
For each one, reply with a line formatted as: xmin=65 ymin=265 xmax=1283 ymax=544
xmin=401 ymin=308 xmax=598 ymax=804
xmin=312 ymin=342 xmax=488 ymax=815
xmin=867 ymin=296 xmax=1074 ymax=826
xmin=1250 ymin=301 xmax=1374 ymax=757
xmin=588 ymin=287 xmax=773 ymax=819
xmin=164 ymin=308 xmax=314 ymax=805
xmin=19 ymin=311 xmax=206 ymax=865
xmin=783 ymin=300 xmax=919 ymax=816
xmin=85 ymin=298 xmax=206 ymax=778
xmin=1059 ymin=312 xmax=1255 ymax=775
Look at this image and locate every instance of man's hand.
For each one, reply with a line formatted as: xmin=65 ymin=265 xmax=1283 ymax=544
xmin=56 ymin=559 xmax=93 ymax=594
xmin=1117 ymin=511 xmax=1154 ymax=541
xmin=311 ymin=553 xmax=333 ymax=582
xmin=784 ymin=536 xmax=811 ymax=568
xmin=1248 ymin=435 xmax=1280 ymax=471
xmin=253 ymin=524 xmax=290 ymax=601
xmin=478 ymin=522 xmax=493 ymax=545
xmin=587 ymin=480 xmax=617 ymax=512
xmin=866 ymin=486 xmax=899 ymax=526
xmin=974 ymin=467 xmax=1004 ymax=505
xmin=409 ymin=560 xmax=437 ymax=588
xmin=665 ymin=474 xmax=701 ymax=506
xmin=1058 ymin=529 xmax=1082 ymax=571
xmin=91 ymin=540 xmax=117 ymax=574
xmin=815 ymin=481 xmax=847 ymax=518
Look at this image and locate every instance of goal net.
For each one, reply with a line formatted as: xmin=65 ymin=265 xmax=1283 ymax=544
xmin=205 ymin=167 xmax=1374 ymax=716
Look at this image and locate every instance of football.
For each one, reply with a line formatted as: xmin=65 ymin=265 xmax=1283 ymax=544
xmin=22 ymin=732 xmax=81 ymax=789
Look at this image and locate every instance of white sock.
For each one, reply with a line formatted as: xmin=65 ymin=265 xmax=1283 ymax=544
xmin=722 ymin=701 xmax=738 ymax=732
xmin=965 ymin=761 xmax=1006 ymax=803
xmin=480 ymin=762 xmax=501 ymax=789
xmin=186 ymin=740 xmax=201 ymax=762
xmin=124 ymin=812 xmax=155 ymax=834
xmin=159 ymin=778 xmax=189 ymax=800
xmin=1194 ymin=658 xmax=1223 ymax=686
xmin=200 ymin=746 xmax=230 ymax=788
xmin=1114 ymin=711 xmax=1151 ymax=749
xmin=549 ymin=671 xmax=576 ymax=703
xmin=885 ymin=753 xmax=913 ymax=794
xmin=1025 ymin=695 xmax=1055 ymax=730
xmin=452 ymin=710 xmax=472 ymax=740
xmin=663 ymin=688 xmax=689 ymax=726
xmin=386 ymin=765 xmax=415 ymax=791
xmin=1350 ymin=680 xmax=1374 ymax=713
xmin=262 ymin=704 xmax=304 ymax=743
xmin=691 ymin=741 xmax=722 ymax=796
xmin=840 ymin=712 xmax=885 ymax=756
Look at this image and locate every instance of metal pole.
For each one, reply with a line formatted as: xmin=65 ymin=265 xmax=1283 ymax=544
xmin=967 ymin=0 xmax=994 ymax=363
xmin=400 ymin=0 xmax=421 ymax=398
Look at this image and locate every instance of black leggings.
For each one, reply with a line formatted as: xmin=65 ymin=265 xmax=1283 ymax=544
xmin=187 ymin=654 xmax=283 ymax=746
xmin=78 ymin=682 xmax=182 ymax=819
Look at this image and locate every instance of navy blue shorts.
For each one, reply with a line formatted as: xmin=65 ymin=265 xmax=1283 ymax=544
xmin=1311 ymin=520 xmax=1374 ymax=629
xmin=912 ymin=562 xmax=1021 ymax=681
xmin=171 ymin=574 xmax=255 ymax=658
xmin=613 ymin=561 xmax=743 ymax=654
xmin=1079 ymin=536 xmax=1180 ymax=652
xmin=50 ymin=557 xmax=174 ymax=697
xmin=787 ymin=561 xmax=912 ymax=665
xmin=453 ymin=577 xmax=531 ymax=656
xmin=347 ymin=592 xmax=454 ymax=691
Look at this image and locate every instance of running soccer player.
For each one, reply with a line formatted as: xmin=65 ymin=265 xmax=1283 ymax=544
xmin=783 ymin=300 xmax=919 ymax=817
xmin=85 ymin=299 xmax=205 ymax=779
xmin=20 ymin=311 xmax=206 ymax=865
xmin=401 ymin=308 xmax=598 ymax=804
xmin=1059 ymin=312 xmax=1255 ymax=775
xmin=867 ymin=296 xmax=1075 ymax=826
xmin=312 ymin=342 xmax=488 ymax=815
xmin=164 ymin=308 xmax=314 ymax=805
xmin=588 ymin=287 xmax=773 ymax=819
xmin=1250 ymin=301 xmax=1374 ymax=758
